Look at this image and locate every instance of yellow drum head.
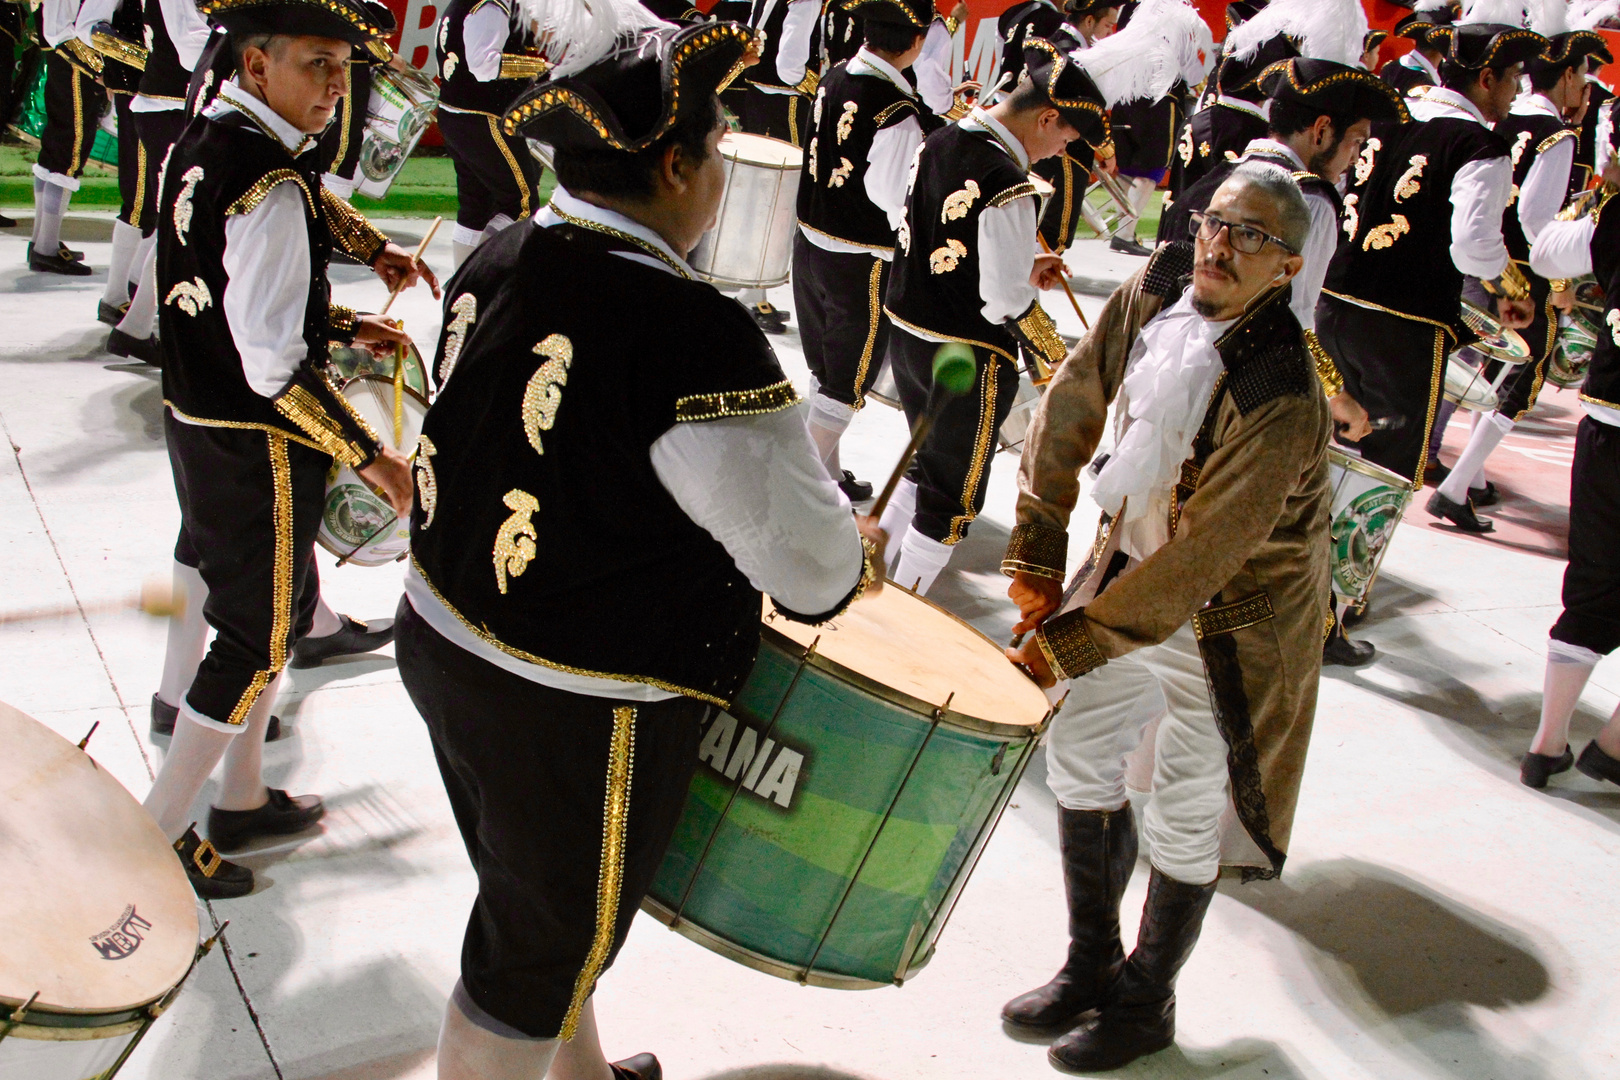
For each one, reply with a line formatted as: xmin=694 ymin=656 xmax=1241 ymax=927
xmin=0 ymin=702 xmax=197 ymax=1014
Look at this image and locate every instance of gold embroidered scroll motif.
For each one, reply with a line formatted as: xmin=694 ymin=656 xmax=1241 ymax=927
xmin=172 ymin=166 xmax=205 ymax=246
xmin=165 ymin=277 xmax=213 ymax=316
xmin=836 ymin=100 xmax=858 ymax=143
xmin=1353 ymin=137 xmax=1381 ymax=187
xmin=1361 ymin=214 xmax=1409 ymax=251
xmin=493 ymin=489 xmax=539 ymax=595
xmin=829 ymin=157 xmax=854 ymax=187
xmin=942 ymin=180 xmax=980 ymax=222
xmin=1393 ymin=154 xmax=1427 ymax=201
xmin=1511 ymin=130 xmax=1532 ymax=166
xmin=929 ymin=238 xmax=967 ymax=274
xmin=439 ymin=293 xmax=477 ymax=387
xmin=808 ymin=137 xmax=818 ymax=182
xmin=415 ymin=434 xmax=438 ymax=529
xmin=522 ymin=333 xmax=573 ymax=455
xmin=1341 ymin=193 xmax=1360 ymax=242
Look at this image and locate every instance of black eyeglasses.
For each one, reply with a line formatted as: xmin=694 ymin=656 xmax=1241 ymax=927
xmin=1188 ymin=211 xmax=1298 ymax=256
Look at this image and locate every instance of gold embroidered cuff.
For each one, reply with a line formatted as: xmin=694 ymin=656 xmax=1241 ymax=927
xmin=1013 ymin=302 xmax=1068 ymax=381
xmin=499 ymin=52 xmax=551 ymax=80
xmin=794 ymin=69 xmax=820 ymax=96
xmin=674 ymin=379 xmax=801 ymax=422
xmin=274 ymin=385 xmax=372 ymax=468
xmin=944 ymin=93 xmax=973 ymax=121
xmin=1191 ymin=592 xmax=1275 ymax=640
xmin=943 ymin=14 xmax=960 ymax=34
xmin=1001 ymin=521 xmax=1068 ymax=580
xmin=1305 ymin=330 xmax=1344 ymax=397
xmin=91 ymin=27 xmax=148 ymax=70
xmin=366 ymin=39 xmax=394 ymax=63
xmin=1548 ymin=278 xmax=1572 ymax=294
xmin=1036 ymin=610 xmax=1105 ymax=680
xmin=1092 ymin=138 xmax=1116 ymax=160
xmin=320 ymin=187 xmax=388 ymax=264
xmin=329 ymin=304 xmax=359 ymax=340
xmin=1481 ymin=261 xmax=1531 ymax=301
xmin=60 ymin=37 xmax=105 ymax=75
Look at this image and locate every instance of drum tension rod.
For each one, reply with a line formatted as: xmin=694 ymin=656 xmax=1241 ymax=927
xmin=78 ymin=719 xmax=99 ymax=751
xmin=0 ymin=991 xmax=40 ymax=1045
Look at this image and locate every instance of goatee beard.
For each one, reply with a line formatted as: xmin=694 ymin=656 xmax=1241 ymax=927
xmin=1191 ymin=295 xmax=1223 ymax=318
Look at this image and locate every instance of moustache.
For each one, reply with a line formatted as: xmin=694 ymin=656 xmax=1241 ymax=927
xmin=1199 ymin=252 xmax=1237 ymax=283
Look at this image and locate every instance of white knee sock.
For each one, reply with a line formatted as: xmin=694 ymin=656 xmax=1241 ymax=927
xmin=806 ymin=390 xmax=854 ymax=479
xmin=34 ymin=178 xmax=69 ymax=253
xmin=738 ymin=287 xmax=766 ymax=307
xmin=215 ymin=674 xmax=279 ymax=811
xmin=310 ymin=595 xmax=343 ymax=638
xmin=117 ymin=243 xmax=159 ymax=340
xmin=877 ymin=477 xmax=917 ymax=546
xmin=130 ymin=233 xmax=154 ymax=295
xmin=438 ymin=984 xmax=558 ymax=1080
xmin=158 ymin=561 xmax=210 ymax=709
xmin=545 ymin=997 xmax=611 ymax=1080
xmin=143 ymin=707 xmax=238 ymax=841
xmin=481 ymin=213 xmax=514 ymax=244
xmin=29 ymin=175 xmax=44 ymax=247
xmin=103 ymin=220 xmax=143 ymax=305
xmin=1437 ymin=410 xmax=1514 ymax=503
xmin=1529 ymin=640 xmax=1602 ymax=756
xmin=889 ymin=529 xmax=953 ymax=595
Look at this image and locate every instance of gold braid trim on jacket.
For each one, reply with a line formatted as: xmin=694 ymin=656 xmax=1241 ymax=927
xmin=1036 ymin=609 xmax=1106 ymax=679
xmin=1304 ymin=329 xmax=1344 ymax=397
xmin=320 ymin=188 xmax=388 ymax=265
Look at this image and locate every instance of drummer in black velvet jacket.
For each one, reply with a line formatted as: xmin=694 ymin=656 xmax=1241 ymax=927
xmin=394 ymin=10 xmax=884 ymax=1078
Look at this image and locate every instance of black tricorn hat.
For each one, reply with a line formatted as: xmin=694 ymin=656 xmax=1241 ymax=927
xmin=1216 ymin=32 xmax=1299 ymax=100
xmin=199 ymin=0 xmax=389 ymax=45
xmin=1364 ymin=28 xmax=1388 ymax=52
xmin=504 ymin=21 xmax=754 ymax=151
xmin=1446 ymin=22 xmax=1548 ymax=70
xmin=1225 ymin=1 xmax=1269 ymax=31
xmin=841 ymin=0 xmax=931 ymax=29
xmin=1021 ymin=37 xmax=1109 ymax=143
xmin=1394 ymin=11 xmax=1455 ymax=50
xmin=1262 ymin=57 xmax=1410 ymax=123
xmin=1529 ymin=29 xmax=1614 ymax=74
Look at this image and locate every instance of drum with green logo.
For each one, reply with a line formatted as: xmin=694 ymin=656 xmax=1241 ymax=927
xmin=1550 ymin=308 xmax=1599 ymax=389
xmin=315 ymin=374 xmax=426 ymax=567
xmin=644 ymin=588 xmax=1052 ymax=988
xmin=1327 ymin=447 xmax=1412 ymax=607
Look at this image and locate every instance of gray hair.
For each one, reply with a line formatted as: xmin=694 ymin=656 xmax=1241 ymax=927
xmin=1220 ymin=161 xmax=1311 ymax=254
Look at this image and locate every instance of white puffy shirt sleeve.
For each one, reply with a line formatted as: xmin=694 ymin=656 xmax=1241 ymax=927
xmin=1529 ymin=216 xmax=1596 ymax=279
xmin=1516 ymin=135 xmax=1575 ymax=246
xmin=1291 ymin=190 xmax=1339 ymax=332
xmin=977 ymin=196 xmax=1039 ymax=324
xmin=650 ymin=405 xmax=866 ymax=617
xmin=866 ymin=115 xmax=924 ymax=232
xmin=222 ymin=183 xmax=313 ymax=397
xmin=776 ymin=0 xmax=820 ymax=89
xmin=915 ymin=21 xmax=956 ymax=115
xmin=74 ymin=0 xmax=119 ymax=45
xmin=160 ymin=0 xmax=212 ymax=71
xmin=462 ymin=0 xmax=510 ymax=82
xmin=1449 ymin=156 xmax=1512 ymax=279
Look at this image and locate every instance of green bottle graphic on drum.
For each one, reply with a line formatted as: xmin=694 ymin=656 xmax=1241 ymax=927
xmin=1326 ymin=448 xmax=1412 ymax=606
xmin=645 ymin=589 xmax=1051 ymax=988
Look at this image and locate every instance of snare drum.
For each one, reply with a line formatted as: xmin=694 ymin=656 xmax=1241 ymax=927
xmin=0 ymin=701 xmax=203 ymax=1080
xmin=646 ymin=589 xmax=1051 ymax=988
xmin=1327 ymin=448 xmax=1412 ymax=607
xmin=1443 ymin=355 xmax=1501 ymax=412
xmin=330 ymin=340 xmax=431 ymax=400
xmin=688 ymin=133 xmax=803 ymax=289
xmin=354 ymin=65 xmax=440 ymax=200
xmin=316 ymin=375 xmax=428 ymax=567
xmin=1550 ymin=308 xmax=1599 ymax=389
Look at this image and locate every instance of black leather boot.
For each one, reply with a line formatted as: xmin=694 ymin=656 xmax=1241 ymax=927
xmin=1002 ymin=805 xmax=1137 ymax=1032
xmin=1049 ymin=867 xmax=1217 ymax=1073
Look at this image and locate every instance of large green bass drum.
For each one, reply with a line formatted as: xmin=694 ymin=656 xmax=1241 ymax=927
xmin=645 ymin=587 xmax=1052 ymax=989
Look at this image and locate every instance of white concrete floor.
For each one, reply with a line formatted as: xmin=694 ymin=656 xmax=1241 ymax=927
xmin=1 ymin=212 xmax=1617 ymax=1080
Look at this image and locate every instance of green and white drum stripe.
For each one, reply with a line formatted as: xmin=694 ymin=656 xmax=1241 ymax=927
xmin=1327 ymin=448 xmax=1411 ymax=608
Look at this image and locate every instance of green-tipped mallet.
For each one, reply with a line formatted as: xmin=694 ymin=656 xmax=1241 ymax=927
xmin=869 ymin=344 xmax=979 ymax=519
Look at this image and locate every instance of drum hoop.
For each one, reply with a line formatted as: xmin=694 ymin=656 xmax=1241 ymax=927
xmin=1325 ymin=446 xmax=1412 ymax=490
xmin=760 ymin=586 xmax=1053 ymax=739
xmin=719 ymin=133 xmax=803 ymax=170
xmin=342 ymin=372 xmax=431 ymax=410
xmin=639 ymin=895 xmax=928 ymax=989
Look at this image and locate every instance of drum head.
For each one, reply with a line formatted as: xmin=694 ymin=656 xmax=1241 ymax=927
xmin=763 ymin=588 xmax=1050 ymax=733
xmin=0 ymin=702 xmax=197 ymax=1014
xmin=721 ymin=132 xmax=803 ymax=169
xmin=1443 ymin=356 xmax=1500 ymax=412
xmin=1326 ymin=445 xmax=1409 ymax=488
xmin=329 ymin=342 xmax=430 ymax=400
xmin=1458 ymin=302 xmax=1530 ymax=363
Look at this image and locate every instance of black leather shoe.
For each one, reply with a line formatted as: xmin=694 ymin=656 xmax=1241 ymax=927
xmin=1002 ymin=806 xmax=1136 ymax=1033
xmin=1423 ymin=461 xmax=1450 ymax=487
xmin=837 ymin=470 xmax=873 ymax=502
xmin=27 ymin=241 xmax=92 ymax=276
xmin=59 ymin=242 xmax=85 ymax=261
xmin=1048 ymin=869 xmax=1215 ymax=1073
xmin=1469 ymin=481 xmax=1500 ymax=508
xmin=1323 ymin=630 xmax=1376 ymax=667
xmin=750 ymin=301 xmax=789 ymax=334
xmin=1426 ymin=490 xmax=1494 ymax=533
xmin=1576 ymin=740 xmax=1620 ymax=786
xmin=290 ymin=615 xmax=395 ymax=668
xmin=1341 ymin=603 xmax=1368 ymax=629
xmin=150 ymin=693 xmax=281 ymax=742
xmin=611 ymin=1053 xmax=661 ymax=1080
xmin=0 ymin=212 xmax=15 ymax=228
xmin=175 ymin=825 xmax=254 ymax=899
xmin=207 ymin=788 xmax=325 ymax=851
xmin=108 ymin=328 xmax=162 ymax=366
xmin=1520 ymin=747 xmax=1574 ymax=789
xmin=1109 ymin=234 xmax=1153 ymax=257
xmin=98 ymin=299 xmax=129 ymax=326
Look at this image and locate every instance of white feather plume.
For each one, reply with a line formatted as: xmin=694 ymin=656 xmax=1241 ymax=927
xmin=1068 ymin=0 xmax=1214 ymax=106
xmin=1223 ymin=0 xmax=1369 ymax=67
xmin=1413 ymin=0 xmax=1457 ymax=11
xmin=1459 ymin=0 xmax=1528 ymax=25
xmin=1569 ymin=0 xmax=1619 ymax=29
xmin=520 ymin=0 xmax=667 ymax=79
xmin=1527 ymin=0 xmax=1569 ymax=33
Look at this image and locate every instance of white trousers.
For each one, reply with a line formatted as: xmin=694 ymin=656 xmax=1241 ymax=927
xmin=1045 ymin=622 xmax=1230 ymax=885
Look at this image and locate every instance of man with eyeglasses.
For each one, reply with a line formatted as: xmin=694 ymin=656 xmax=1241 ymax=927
xmin=998 ymin=162 xmax=1332 ymax=1072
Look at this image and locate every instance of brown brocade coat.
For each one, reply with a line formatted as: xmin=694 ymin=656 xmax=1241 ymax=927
xmin=1005 ymin=246 xmax=1333 ymax=878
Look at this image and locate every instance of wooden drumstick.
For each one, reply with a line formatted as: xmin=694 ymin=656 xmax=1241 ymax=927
xmin=1038 ymin=234 xmax=1089 ymax=331
xmin=0 ymin=578 xmax=182 ymax=625
xmin=869 ymin=346 xmax=978 ymax=520
xmin=378 ymin=215 xmax=442 ymax=318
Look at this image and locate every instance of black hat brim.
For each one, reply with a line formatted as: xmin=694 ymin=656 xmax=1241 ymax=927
xmin=203 ymin=0 xmax=385 ymax=45
xmin=1262 ymin=58 xmax=1410 ymax=125
xmin=1447 ymin=24 xmax=1547 ymax=72
xmin=1022 ymin=37 xmax=1109 ymax=144
xmin=841 ymin=0 xmax=929 ymax=29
